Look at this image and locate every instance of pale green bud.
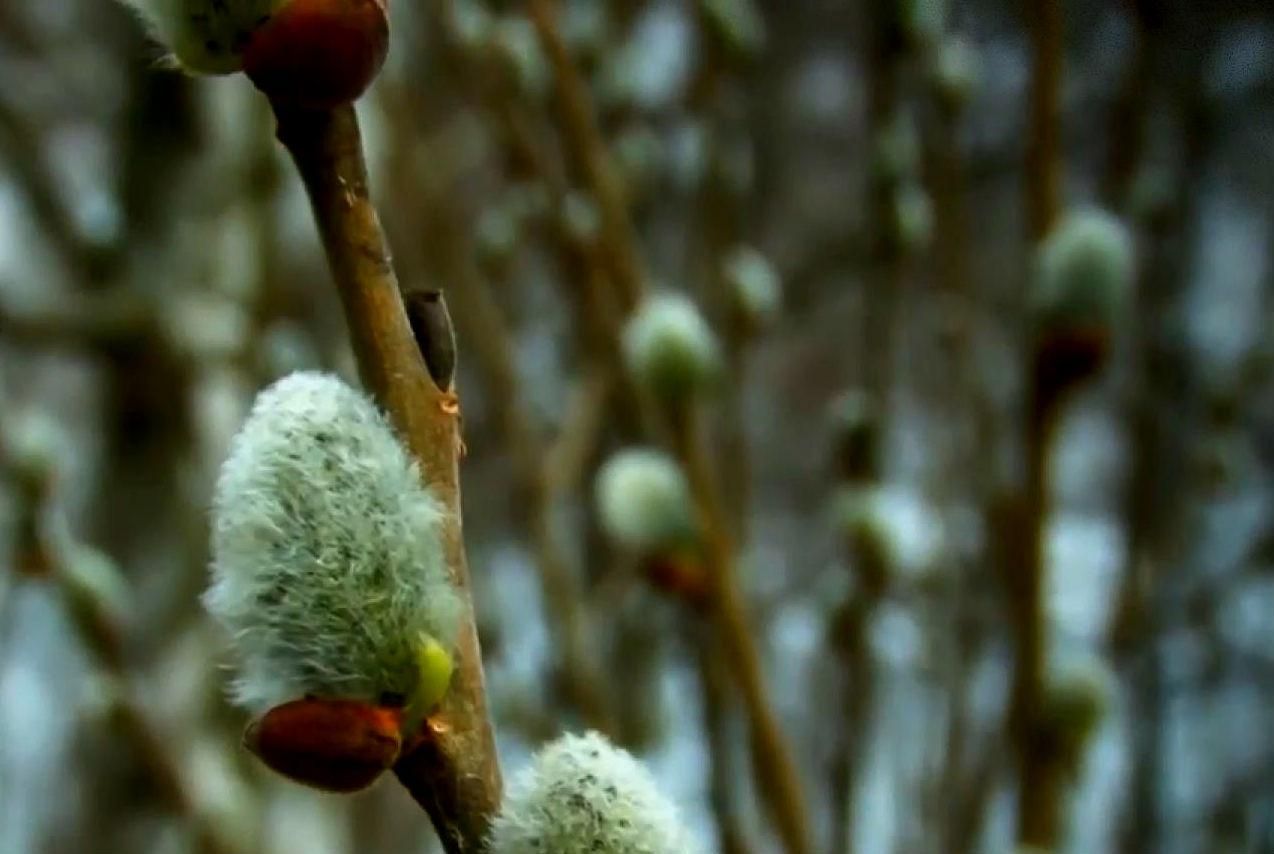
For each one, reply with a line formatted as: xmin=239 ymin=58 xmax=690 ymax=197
xmin=898 ymin=0 xmax=946 ymax=49
xmin=723 ymin=245 xmax=782 ymax=330
xmin=700 ymin=0 xmax=767 ymax=59
xmin=1 ymin=408 xmax=66 ymax=490
xmin=1042 ymin=654 xmax=1112 ymax=768
xmin=892 ymin=182 xmax=934 ymax=254
xmin=491 ymin=16 xmax=550 ymax=99
xmin=1034 ymin=209 xmax=1135 ymax=331
xmin=872 ymin=111 xmax=921 ymax=184
xmin=932 ymin=36 xmax=981 ymax=108
xmin=489 ymin=730 xmax=700 ymax=854
xmin=623 ymin=293 xmax=722 ymax=401
xmin=596 ymin=449 xmax=696 ymax=553
xmin=205 ymin=372 xmax=462 ymax=712
xmin=561 ymin=192 xmax=602 ymax=245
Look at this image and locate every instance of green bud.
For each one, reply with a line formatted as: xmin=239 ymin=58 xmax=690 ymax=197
xmin=700 ymin=0 xmax=767 ymax=59
xmin=1034 ymin=209 xmax=1135 ymax=332
xmin=596 ymin=448 xmax=696 ymax=553
xmin=623 ymin=293 xmax=722 ymax=402
xmin=723 ymin=245 xmax=782 ymax=331
xmin=1042 ymin=654 xmax=1113 ymax=770
xmin=892 ymin=182 xmax=934 ymax=254
xmin=873 ymin=111 xmax=922 ymax=184
xmin=932 ymin=36 xmax=981 ymax=108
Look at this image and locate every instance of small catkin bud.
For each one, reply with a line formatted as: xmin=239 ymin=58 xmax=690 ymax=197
xmin=892 ymin=182 xmax=934 ymax=254
xmin=622 ymin=293 xmax=723 ymax=402
xmin=489 ymin=730 xmax=700 ymax=854
xmin=898 ymin=0 xmax=947 ymax=49
xmin=700 ymin=0 xmax=767 ymax=60
xmin=596 ymin=449 xmax=696 ymax=554
xmin=723 ymin=245 xmax=782 ymax=332
xmin=119 ymin=0 xmax=286 ymax=74
xmin=932 ymin=36 xmax=981 ymax=108
xmin=827 ymin=390 xmax=880 ymax=482
xmin=1042 ymin=655 xmax=1112 ymax=768
xmin=872 ymin=111 xmax=921 ymax=184
xmin=204 ymin=371 xmax=462 ymax=713
xmin=1034 ymin=209 xmax=1135 ymax=333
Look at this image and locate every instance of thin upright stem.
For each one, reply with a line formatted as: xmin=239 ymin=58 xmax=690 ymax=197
xmin=1026 ymin=0 xmax=1064 ymax=239
xmin=674 ymin=405 xmax=814 ymax=854
xmin=527 ymin=0 xmax=647 ymax=312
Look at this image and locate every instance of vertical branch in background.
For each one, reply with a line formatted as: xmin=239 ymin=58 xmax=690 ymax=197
xmin=671 ymin=404 xmax=813 ymax=854
xmin=1012 ymin=0 xmax=1065 ymax=846
xmin=1026 ymin=0 xmax=1063 ymax=240
xmin=918 ymin=30 xmax=1001 ymax=854
xmin=687 ymin=17 xmax=768 ymax=848
xmin=825 ymin=394 xmax=885 ymax=854
xmin=686 ymin=11 xmax=757 ymax=537
xmin=1010 ymin=347 xmax=1062 ymax=848
xmin=697 ymin=631 xmax=751 ymax=854
xmin=527 ymin=7 xmax=812 ymax=852
xmin=0 ymin=436 xmax=239 ymax=854
xmin=860 ymin=0 xmax=906 ymax=407
xmin=1107 ymin=9 xmax=1208 ymax=852
xmin=528 ymin=0 xmax=646 ymax=312
xmin=270 ymin=103 xmax=501 ymax=854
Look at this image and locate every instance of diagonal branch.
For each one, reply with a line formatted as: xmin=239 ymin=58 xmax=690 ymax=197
xmin=270 ymin=102 xmax=501 ymax=854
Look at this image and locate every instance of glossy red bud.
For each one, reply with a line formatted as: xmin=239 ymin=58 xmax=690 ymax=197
xmin=244 ymin=696 xmax=403 ymax=792
xmin=644 ymin=551 xmax=711 ymax=607
xmin=242 ymin=0 xmax=389 ymax=109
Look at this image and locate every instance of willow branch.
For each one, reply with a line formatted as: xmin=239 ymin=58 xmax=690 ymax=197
xmin=270 ymin=102 xmax=500 ymax=854
xmin=1026 ymin=0 xmax=1063 ymax=239
xmin=673 ymin=405 xmax=813 ymax=854
xmin=515 ymin=6 xmax=811 ymax=848
xmin=527 ymin=0 xmax=647 ymax=312
xmin=0 ymin=453 xmax=239 ymax=854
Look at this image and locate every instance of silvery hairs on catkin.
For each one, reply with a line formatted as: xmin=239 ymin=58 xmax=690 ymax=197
xmin=204 ymin=371 xmax=462 ymax=712
xmin=489 ymin=731 xmax=700 ymax=854
xmin=118 ymin=0 xmax=287 ymax=73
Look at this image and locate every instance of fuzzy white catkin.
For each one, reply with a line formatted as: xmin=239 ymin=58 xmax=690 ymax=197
xmin=595 ymin=449 xmax=695 ymax=553
xmin=1034 ymin=209 xmax=1134 ymax=329
xmin=119 ymin=0 xmax=286 ymax=74
xmin=622 ymin=293 xmax=722 ymax=401
xmin=489 ymin=731 xmax=700 ymax=854
xmin=723 ymin=245 xmax=782 ymax=328
xmin=204 ymin=371 xmax=461 ymax=712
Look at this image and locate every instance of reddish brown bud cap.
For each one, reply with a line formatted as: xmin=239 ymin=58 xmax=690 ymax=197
xmin=244 ymin=696 xmax=403 ymax=792
xmin=243 ymin=0 xmax=389 ymax=109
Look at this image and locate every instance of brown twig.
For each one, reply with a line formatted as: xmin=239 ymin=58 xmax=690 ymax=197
xmin=521 ymin=6 xmax=812 ymax=849
xmin=673 ymin=404 xmax=813 ymax=854
xmin=1010 ymin=333 xmax=1106 ymax=847
xmin=1026 ymin=0 xmax=1064 ymax=239
xmin=0 ymin=448 xmax=239 ymax=854
xmin=697 ymin=631 xmax=752 ymax=854
xmin=1011 ymin=1 xmax=1067 ymax=845
xmin=270 ymin=102 xmax=501 ymax=854
xmin=527 ymin=0 xmax=647 ymax=312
